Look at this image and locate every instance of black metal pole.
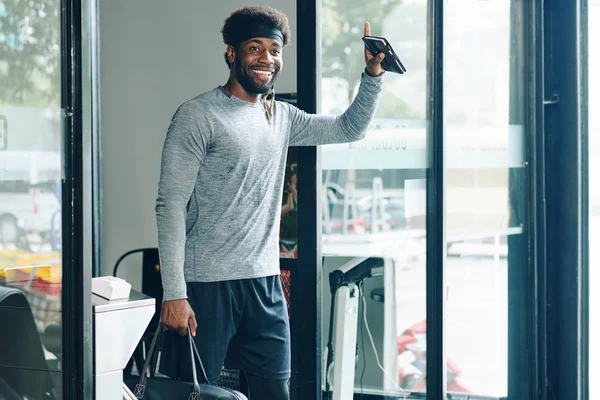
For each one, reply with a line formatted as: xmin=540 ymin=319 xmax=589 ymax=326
xmin=530 ymin=1 xmax=548 ymax=398
xmin=61 ymin=0 xmax=93 ymax=397
xmin=507 ymin=1 xmax=541 ymax=399
xmin=543 ymin=0 xmax=587 ymax=398
xmin=579 ymin=1 xmax=589 ymax=398
xmin=425 ymin=0 xmax=446 ymax=398
xmin=293 ymin=0 xmax=322 ymax=399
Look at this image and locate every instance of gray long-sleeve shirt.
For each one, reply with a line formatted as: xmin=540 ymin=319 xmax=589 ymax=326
xmin=156 ymin=71 xmax=383 ymax=300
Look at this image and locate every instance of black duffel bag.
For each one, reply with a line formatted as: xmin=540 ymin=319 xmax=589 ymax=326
xmin=124 ymin=324 xmax=246 ymax=400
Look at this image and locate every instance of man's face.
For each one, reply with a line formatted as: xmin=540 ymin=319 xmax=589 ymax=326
xmin=232 ymin=37 xmax=283 ymax=94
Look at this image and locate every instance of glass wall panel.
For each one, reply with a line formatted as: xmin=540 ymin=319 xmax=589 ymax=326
xmin=0 ymin=0 xmax=63 ymax=398
xmin=589 ymin=2 xmax=599 ymax=399
xmin=443 ymin=0 xmax=526 ymax=397
xmin=320 ymin=0 xmax=430 ymax=396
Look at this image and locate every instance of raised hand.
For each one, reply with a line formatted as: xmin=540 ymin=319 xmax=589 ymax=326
xmin=364 ymin=22 xmax=385 ymax=77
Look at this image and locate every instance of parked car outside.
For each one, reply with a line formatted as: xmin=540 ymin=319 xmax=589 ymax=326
xmin=0 ymin=180 xmax=61 ymax=248
xmin=323 ymin=182 xmax=406 ymax=234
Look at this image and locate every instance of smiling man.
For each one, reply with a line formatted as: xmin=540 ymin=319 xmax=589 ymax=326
xmin=155 ymin=5 xmax=385 ymax=400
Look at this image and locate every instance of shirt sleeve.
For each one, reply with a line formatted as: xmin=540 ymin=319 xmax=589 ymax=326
xmin=288 ymin=71 xmax=384 ymax=146
xmin=155 ymin=102 xmax=210 ymax=301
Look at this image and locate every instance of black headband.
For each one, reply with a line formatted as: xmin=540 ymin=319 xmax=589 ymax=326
xmin=229 ymin=23 xmax=284 ymax=47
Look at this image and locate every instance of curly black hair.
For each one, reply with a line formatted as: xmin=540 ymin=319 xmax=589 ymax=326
xmin=221 ymin=5 xmax=291 ymax=68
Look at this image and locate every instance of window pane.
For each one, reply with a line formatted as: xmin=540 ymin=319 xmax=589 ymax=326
xmin=589 ymin=2 xmax=599 ymax=399
xmin=443 ymin=0 xmax=526 ymax=396
xmin=320 ymin=0 xmax=430 ymax=396
xmin=0 ymin=0 xmax=63 ymax=398
xmin=280 ymin=148 xmax=298 ymax=259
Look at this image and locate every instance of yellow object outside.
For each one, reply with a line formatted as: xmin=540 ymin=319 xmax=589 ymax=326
xmin=0 ymin=249 xmax=62 ymax=283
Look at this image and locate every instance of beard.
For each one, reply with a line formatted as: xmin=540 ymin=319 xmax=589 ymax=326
xmin=233 ymin=55 xmax=279 ymax=94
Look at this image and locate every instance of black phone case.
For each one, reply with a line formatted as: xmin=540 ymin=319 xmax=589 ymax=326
xmin=362 ymin=36 xmax=406 ymax=74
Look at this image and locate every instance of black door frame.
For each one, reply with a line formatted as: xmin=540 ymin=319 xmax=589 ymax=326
xmin=288 ymin=1 xmax=323 ymax=399
xmin=61 ymin=0 xmax=94 ymax=397
xmin=425 ymin=0 xmax=446 ymax=398
xmin=543 ymin=0 xmax=589 ymax=399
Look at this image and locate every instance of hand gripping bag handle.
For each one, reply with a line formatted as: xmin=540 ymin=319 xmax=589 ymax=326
xmin=133 ymin=324 xmax=201 ymax=399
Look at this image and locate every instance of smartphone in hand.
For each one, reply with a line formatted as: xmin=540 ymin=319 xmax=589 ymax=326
xmin=362 ymin=36 xmax=407 ymax=74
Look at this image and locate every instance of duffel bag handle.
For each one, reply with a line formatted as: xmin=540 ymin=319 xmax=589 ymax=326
xmin=134 ymin=324 xmax=201 ymax=399
xmin=186 ymin=326 xmax=202 ymax=391
xmin=188 ymin=327 xmax=210 ymax=384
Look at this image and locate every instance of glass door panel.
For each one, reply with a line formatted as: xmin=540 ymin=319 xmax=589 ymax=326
xmin=320 ymin=0 xmax=430 ymax=396
xmin=0 ymin=0 xmax=64 ymax=398
xmin=443 ymin=0 xmax=527 ymax=396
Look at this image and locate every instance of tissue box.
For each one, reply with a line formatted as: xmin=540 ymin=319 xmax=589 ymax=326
xmin=92 ymin=276 xmax=131 ymax=300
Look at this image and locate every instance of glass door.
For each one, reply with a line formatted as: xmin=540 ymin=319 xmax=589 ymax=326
xmin=0 ymin=0 xmax=82 ymax=397
xmin=320 ymin=0 xmax=430 ymax=397
xmin=318 ymin=0 xmax=530 ymax=398
xmin=443 ymin=1 xmax=528 ymax=397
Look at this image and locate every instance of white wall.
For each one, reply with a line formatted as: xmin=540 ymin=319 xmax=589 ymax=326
xmin=100 ymin=0 xmax=297 ymax=283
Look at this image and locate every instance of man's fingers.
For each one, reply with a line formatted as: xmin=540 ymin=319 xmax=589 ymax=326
xmin=370 ymin=53 xmax=385 ymax=65
xmin=364 ymin=22 xmax=371 ymax=37
xmin=189 ymin=313 xmax=197 ymax=337
xmin=367 ymin=53 xmax=385 ymax=67
xmin=161 ymin=299 xmax=195 ymax=336
xmin=178 ymin=324 xmax=188 ymax=336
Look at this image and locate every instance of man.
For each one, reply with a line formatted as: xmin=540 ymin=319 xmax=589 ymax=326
xmin=155 ymin=5 xmax=385 ymax=400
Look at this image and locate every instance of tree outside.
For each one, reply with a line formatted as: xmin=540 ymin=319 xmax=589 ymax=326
xmin=321 ymin=0 xmax=402 ymax=106
xmin=0 ymin=0 xmax=60 ymax=107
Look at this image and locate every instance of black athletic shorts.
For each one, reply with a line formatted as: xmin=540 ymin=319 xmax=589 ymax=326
xmin=159 ymin=275 xmax=291 ymax=384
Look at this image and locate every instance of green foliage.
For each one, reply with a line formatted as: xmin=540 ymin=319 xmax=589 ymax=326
xmin=0 ymin=0 xmax=61 ymax=107
xmin=375 ymin=84 xmax=423 ymax=119
xmin=322 ymin=0 xmax=402 ymax=103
